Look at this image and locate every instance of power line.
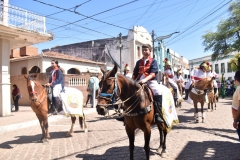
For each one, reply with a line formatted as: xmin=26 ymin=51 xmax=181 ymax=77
xmin=33 ymin=0 xmax=138 ymax=30
xmin=166 ymin=0 xmax=232 ymax=44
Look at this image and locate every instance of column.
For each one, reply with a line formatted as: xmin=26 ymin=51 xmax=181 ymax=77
xmin=0 ymin=38 xmax=11 ymax=116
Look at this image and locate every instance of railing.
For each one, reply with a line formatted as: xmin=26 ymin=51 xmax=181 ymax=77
xmin=0 ymin=1 xmax=48 ymax=35
xmin=68 ymin=77 xmax=87 ymax=86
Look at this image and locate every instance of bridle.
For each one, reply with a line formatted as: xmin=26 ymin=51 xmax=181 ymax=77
xmin=27 ymin=77 xmax=47 ymax=107
xmin=97 ymin=73 xmax=144 ymax=115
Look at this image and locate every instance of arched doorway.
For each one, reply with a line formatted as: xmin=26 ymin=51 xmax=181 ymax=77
xmin=67 ymin=68 xmax=80 ymax=74
xmin=29 ymin=66 xmax=40 ymax=74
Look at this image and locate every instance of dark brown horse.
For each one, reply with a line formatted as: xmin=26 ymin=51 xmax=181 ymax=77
xmin=189 ymin=77 xmax=214 ymax=123
xmin=96 ymin=64 xmax=169 ymax=160
xmin=24 ymin=74 xmax=87 ymax=142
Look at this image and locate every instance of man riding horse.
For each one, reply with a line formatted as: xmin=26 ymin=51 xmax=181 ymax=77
xmin=162 ymin=58 xmax=181 ymax=102
xmin=206 ymin=64 xmax=218 ymax=96
xmin=173 ymin=68 xmax=185 ymax=96
xmin=117 ymin=44 xmax=165 ymax=123
xmin=185 ymin=61 xmax=209 ymax=103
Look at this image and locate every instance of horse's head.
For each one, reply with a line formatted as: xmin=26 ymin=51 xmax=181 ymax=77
xmin=96 ymin=64 xmax=118 ymax=115
xmin=195 ymin=77 xmax=214 ymax=90
xmin=24 ymin=74 xmax=43 ymax=102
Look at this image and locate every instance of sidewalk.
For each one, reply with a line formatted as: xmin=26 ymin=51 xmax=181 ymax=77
xmin=0 ymin=106 xmax=96 ymax=133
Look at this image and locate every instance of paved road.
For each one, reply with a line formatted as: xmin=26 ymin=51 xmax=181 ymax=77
xmin=0 ymin=98 xmax=239 ymax=160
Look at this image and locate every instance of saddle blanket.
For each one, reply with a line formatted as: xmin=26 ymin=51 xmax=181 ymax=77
xmin=159 ymin=84 xmax=179 ymax=132
xmin=59 ymin=87 xmax=84 ymax=117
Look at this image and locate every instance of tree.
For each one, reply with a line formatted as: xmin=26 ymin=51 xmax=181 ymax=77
xmin=228 ymin=53 xmax=240 ymax=71
xmin=202 ymin=0 xmax=240 ymax=61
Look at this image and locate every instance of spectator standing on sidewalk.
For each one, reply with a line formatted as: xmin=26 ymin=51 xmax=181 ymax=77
xmin=232 ymin=71 xmax=240 ymax=141
xmin=12 ymin=84 xmax=21 ymax=111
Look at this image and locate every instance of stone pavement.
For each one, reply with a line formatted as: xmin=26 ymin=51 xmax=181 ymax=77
xmin=0 ymin=98 xmax=240 ymax=160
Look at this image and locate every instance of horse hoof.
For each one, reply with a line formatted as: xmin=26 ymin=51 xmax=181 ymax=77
xmin=84 ymin=129 xmax=88 ymax=133
xmin=161 ymin=150 xmax=167 ymax=158
xmin=157 ymin=147 xmax=162 ymax=154
xmin=41 ymin=138 xmax=49 ymax=143
xmin=66 ymin=132 xmax=72 ymax=137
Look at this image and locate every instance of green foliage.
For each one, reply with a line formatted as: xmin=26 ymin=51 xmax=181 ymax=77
xmin=202 ymin=0 xmax=240 ymax=61
xmin=228 ymin=53 xmax=240 ymax=71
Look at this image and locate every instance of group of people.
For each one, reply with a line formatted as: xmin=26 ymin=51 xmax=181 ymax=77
xmin=10 ymin=43 xmax=240 ymax=141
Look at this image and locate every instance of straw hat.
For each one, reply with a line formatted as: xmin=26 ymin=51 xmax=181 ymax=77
xmin=200 ymin=61 xmax=208 ymax=70
xmin=177 ymin=68 xmax=182 ymax=74
xmin=124 ymin=63 xmax=130 ymax=71
xmin=163 ymin=58 xmax=171 ymax=66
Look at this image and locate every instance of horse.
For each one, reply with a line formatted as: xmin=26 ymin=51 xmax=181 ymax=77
xmin=189 ymin=77 xmax=214 ymax=123
xmin=162 ymin=75 xmax=181 ymax=107
xmin=207 ymin=89 xmax=217 ymax=111
xmin=24 ymin=74 xmax=87 ymax=142
xmin=96 ymin=64 xmax=170 ymax=160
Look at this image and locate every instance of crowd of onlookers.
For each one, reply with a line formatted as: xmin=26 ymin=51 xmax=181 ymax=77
xmin=216 ymin=78 xmax=237 ymax=97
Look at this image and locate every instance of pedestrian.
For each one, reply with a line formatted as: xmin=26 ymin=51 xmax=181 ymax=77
xmin=86 ymin=76 xmax=99 ymax=107
xmin=12 ymin=84 xmax=21 ymax=111
xmin=85 ymin=87 xmax=92 ymax=107
xmin=45 ymin=60 xmax=65 ymax=115
xmin=226 ymin=78 xmax=231 ymax=96
xmin=232 ymin=71 xmax=240 ymax=141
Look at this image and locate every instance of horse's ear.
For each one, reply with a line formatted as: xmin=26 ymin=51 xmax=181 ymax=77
xmin=24 ymin=75 xmax=28 ymax=79
xmin=100 ymin=66 xmax=105 ymax=74
xmin=109 ymin=63 xmax=118 ymax=77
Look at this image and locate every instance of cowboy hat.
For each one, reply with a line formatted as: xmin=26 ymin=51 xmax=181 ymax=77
xmin=124 ymin=63 xmax=130 ymax=71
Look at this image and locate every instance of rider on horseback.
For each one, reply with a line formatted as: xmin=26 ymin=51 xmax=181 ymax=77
xmin=163 ymin=58 xmax=180 ymax=101
xmin=206 ymin=64 xmax=218 ymax=97
xmin=45 ymin=60 xmax=65 ymax=115
xmin=116 ymin=44 xmax=164 ymax=123
xmin=186 ymin=61 xmax=208 ymax=103
xmin=173 ymin=68 xmax=185 ymax=95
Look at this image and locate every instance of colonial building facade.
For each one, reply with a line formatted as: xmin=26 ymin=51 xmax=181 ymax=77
xmin=189 ymin=53 xmax=235 ymax=80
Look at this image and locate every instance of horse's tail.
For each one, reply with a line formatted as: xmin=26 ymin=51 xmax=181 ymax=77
xmin=79 ymin=115 xmax=83 ymax=129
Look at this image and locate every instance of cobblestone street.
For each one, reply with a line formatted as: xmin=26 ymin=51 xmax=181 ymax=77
xmin=0 ymin=98 xmax=239 ymax=160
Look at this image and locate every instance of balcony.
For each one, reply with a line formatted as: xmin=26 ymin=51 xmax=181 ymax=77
xmin=0 ymin=1 xmax=49 ymax=35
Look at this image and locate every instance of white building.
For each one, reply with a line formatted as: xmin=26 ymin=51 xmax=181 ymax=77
xmin=189 ymin=53 xmax=235 ymax=81
xmin=0 ymin=0 xmax=53 ymax=116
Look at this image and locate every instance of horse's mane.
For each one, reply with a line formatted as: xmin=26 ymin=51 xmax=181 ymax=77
xmin=195 ymin=77 xmax=212 ymax=89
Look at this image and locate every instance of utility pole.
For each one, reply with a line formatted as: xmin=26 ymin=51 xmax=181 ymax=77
xmin=119 ymin=33 xmax=122 ymax=73
xmin=152 ymin=30 xmax=155 ymax=58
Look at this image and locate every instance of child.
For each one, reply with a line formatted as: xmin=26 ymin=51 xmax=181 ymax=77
xmin=232 ymin=71 xmax=240 ymax=141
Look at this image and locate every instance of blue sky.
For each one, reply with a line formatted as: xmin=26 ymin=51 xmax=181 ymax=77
xmin=10 ymin=0 xmax=232 ymax=60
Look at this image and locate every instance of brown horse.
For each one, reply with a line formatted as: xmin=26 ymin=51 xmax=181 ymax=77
xmin=207 ymin=89 xmax=217 ymax=111
xmin=189 ymin=77 xmax=214 ymax=123
xmin=24 ymin=74 xmax=87 ymax=142
xmin=96 ymin=64 xmax=169 ymax=160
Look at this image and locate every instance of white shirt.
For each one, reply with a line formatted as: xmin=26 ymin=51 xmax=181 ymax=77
xmin=190 ymin=69 xmax=207 ymax=82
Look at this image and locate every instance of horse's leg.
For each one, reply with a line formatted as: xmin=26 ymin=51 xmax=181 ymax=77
xmin=36 ymin=114 xmax=45 ymax=141
xmin=143 ymin=124 xmax=151 ymax=160
xmin=193 ymin=102 xmax=199 ymax=123
xmin=81 ymin=113 xmax=88 ymax=133
xmin=201 ymin=102 xmax=205 ymax=123
xmin=161 ymin=128 xmax=168 ymax=158
xmin=43 ymin=114 xmax=50 ymax=142
xmin=157 ymin=124 xmax=163 ymax=154
xmin=126 ymin=125 xmax=135 ymax=160
xmin=66 ymin=116 xmax=76 ymax=137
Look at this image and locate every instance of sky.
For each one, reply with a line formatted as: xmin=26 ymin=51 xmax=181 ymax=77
xmin=9 ymin=0 xmax=233 ymax=60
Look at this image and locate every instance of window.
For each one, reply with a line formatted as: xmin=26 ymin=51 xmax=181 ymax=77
xmin=215 ymin=64 xmax=219 ymax=73
xmin=21 ymin=67 xmax=27 ymax=75
xmin=221 ymin=63 xmax=225 ymax=73
xmin=227 ymin=63 xmax=232 ymax=72
xmin=137 ymin=46 xmax=141 ymax=58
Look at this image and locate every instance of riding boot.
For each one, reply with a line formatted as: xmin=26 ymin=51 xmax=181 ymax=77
xmin=184 ymin=89 xmax=189 ymax=100
xmin=154 ymin=95 xmax=164 ymax=123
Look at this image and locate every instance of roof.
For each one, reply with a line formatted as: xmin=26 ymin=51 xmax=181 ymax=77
xmin=10 ymin=51 xmax=105 ymax=65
